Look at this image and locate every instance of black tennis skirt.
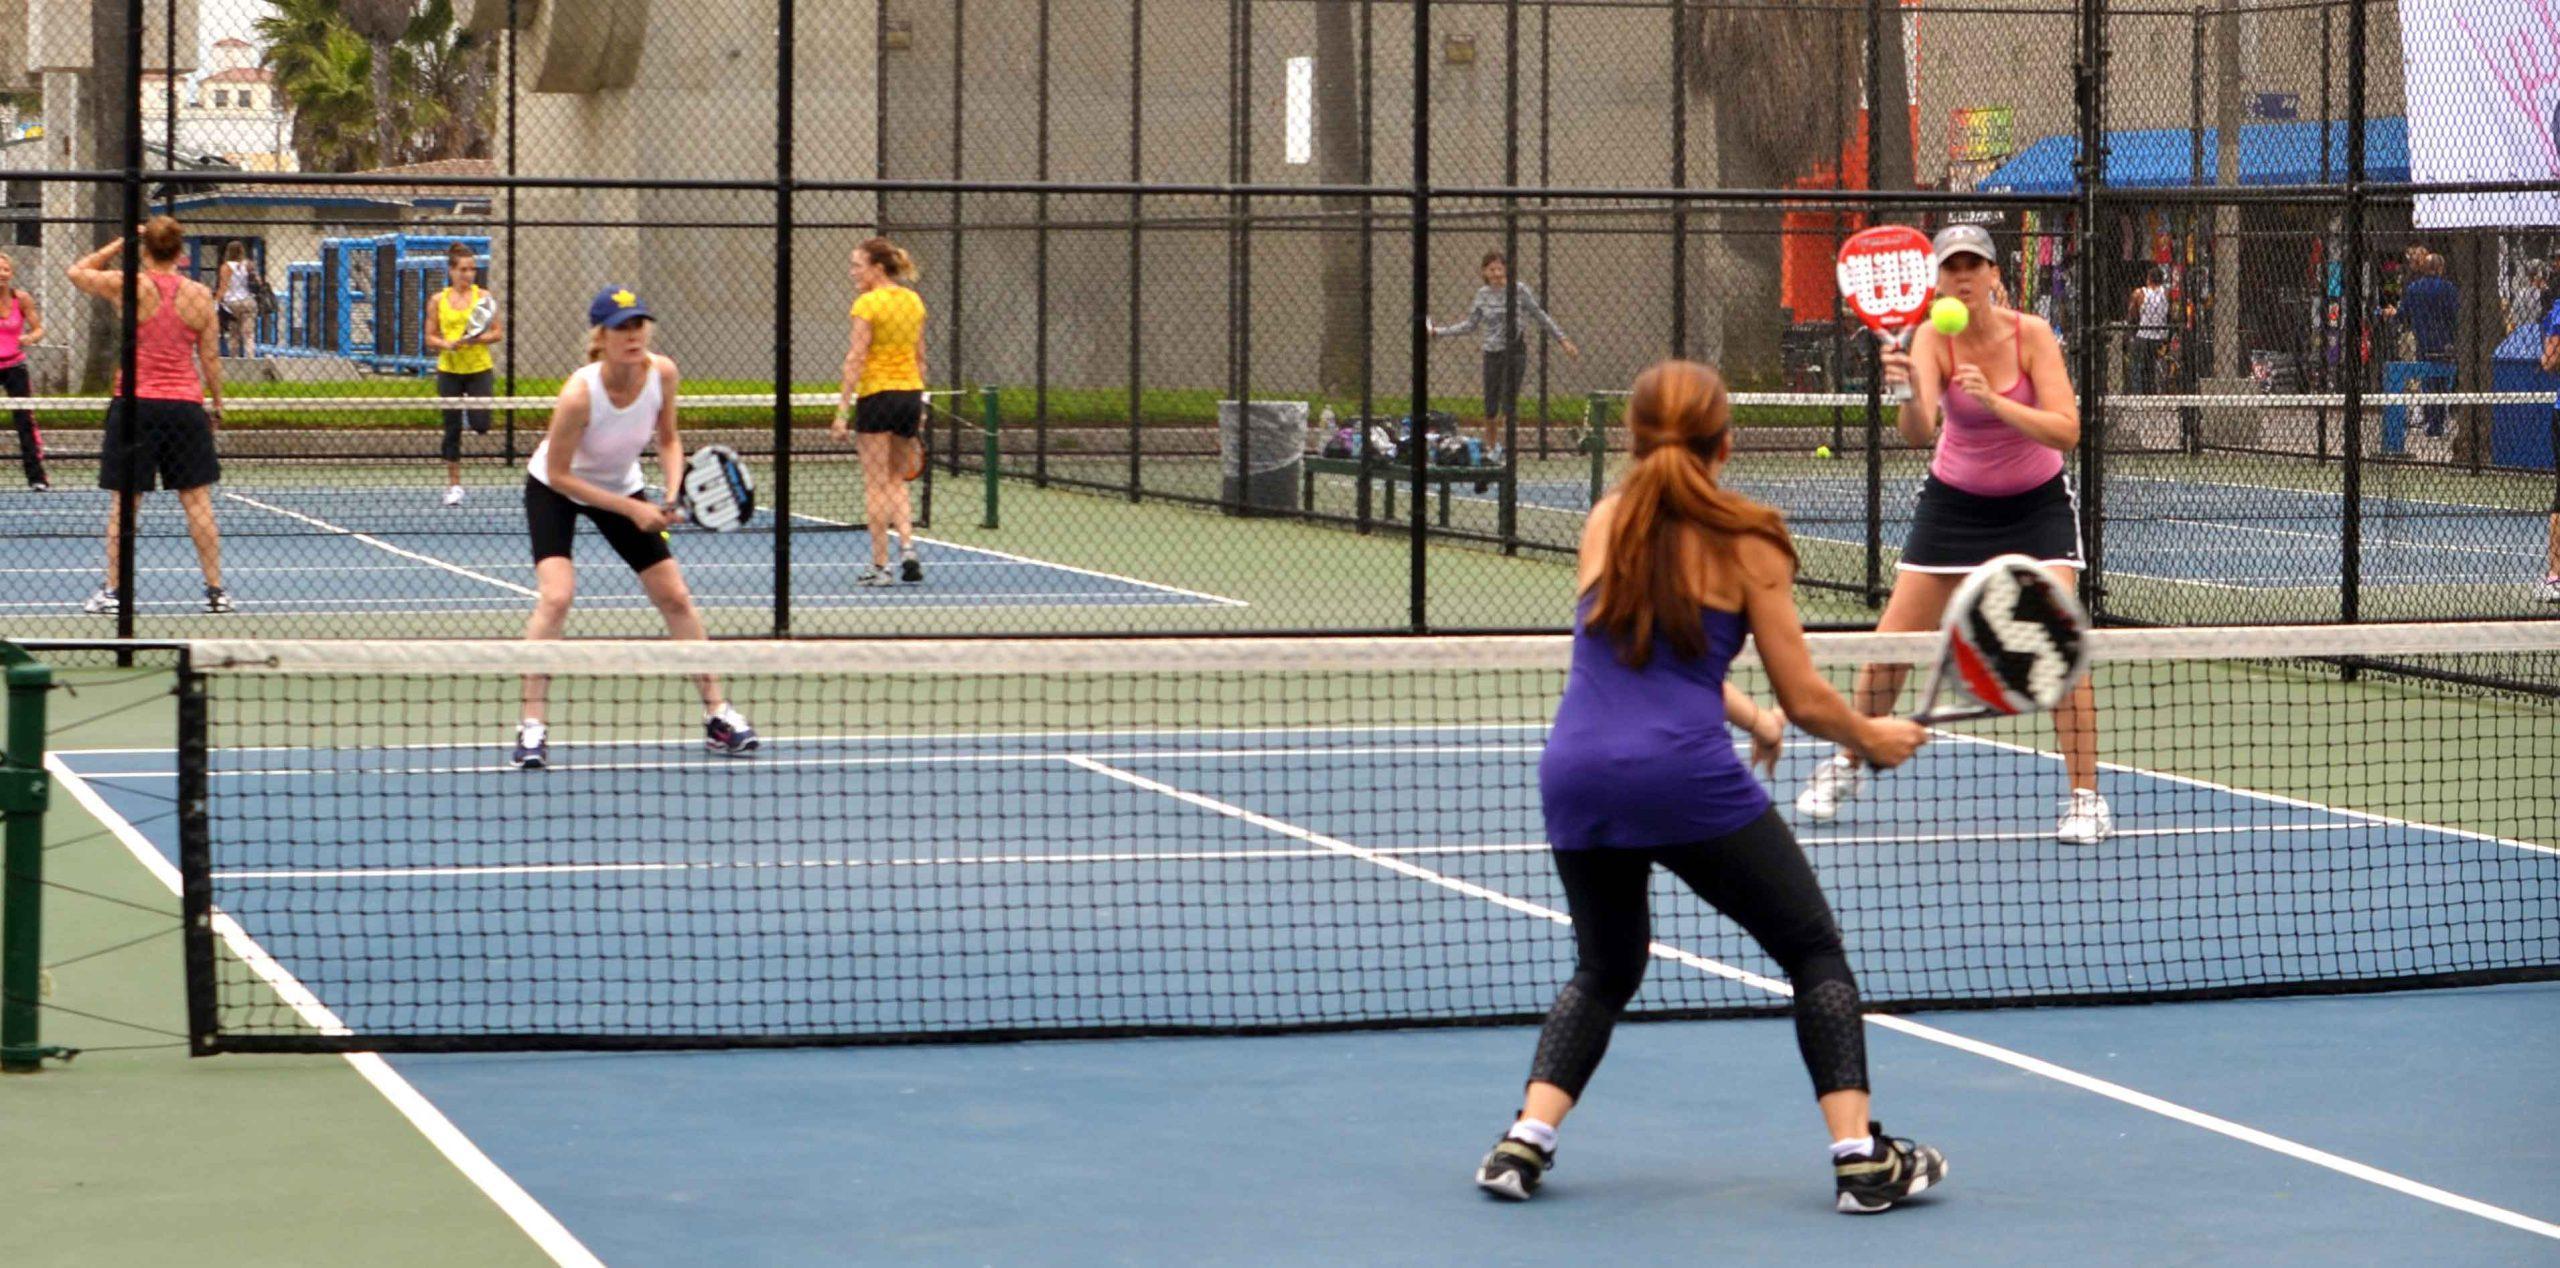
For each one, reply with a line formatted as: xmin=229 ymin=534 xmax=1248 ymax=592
xmin=1898 ymin=471 xmax=2083 ymax=573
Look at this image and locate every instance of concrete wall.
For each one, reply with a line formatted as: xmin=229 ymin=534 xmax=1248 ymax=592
xmin=493 ymin=0 xmax=878 ymax=380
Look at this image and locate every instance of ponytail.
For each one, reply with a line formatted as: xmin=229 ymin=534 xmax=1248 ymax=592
xmin=858 ymin=236 xmax=918 ymax=281
xmin=1585 ymin=361 xmax=1797 ymax=667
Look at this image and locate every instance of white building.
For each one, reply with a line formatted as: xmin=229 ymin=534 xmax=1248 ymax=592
xmin=137 ymin=37 xmax=296 ymax=173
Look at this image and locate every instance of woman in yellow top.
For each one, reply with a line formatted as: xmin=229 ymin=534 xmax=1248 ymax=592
xmin=426 ymin=243 xmax=504 ymax=506
xmin=831 ymin=236 xmax=928 ymax=585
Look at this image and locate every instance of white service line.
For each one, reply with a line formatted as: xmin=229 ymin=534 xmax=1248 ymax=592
xmin=1063 ymin=753 xmax=2560 ymax=1242
xmin=219 ymin=492 xmax=538 ymax=597
xmin=43 ymin=754 xmax=605 ymax=1268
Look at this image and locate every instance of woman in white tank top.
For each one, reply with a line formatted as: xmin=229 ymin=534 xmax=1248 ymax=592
xmin=507 ymin=285 xmax=757 ymax=770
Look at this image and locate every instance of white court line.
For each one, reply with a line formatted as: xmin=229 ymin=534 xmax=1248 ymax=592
xmin=788 ymin=507 xmax=1250 ymax=608
xmin=1063 ymin=754 xmax=2560 ymax=1243
xmin=89 ymin=740 xmax=1553 ymax=780
xmin=52 ymin=719 xmax=1559 ymax=757
xmin=219 ymin=492 xmax=539 ymax=598
xmin=43 ymin=755 xmax=604 ymax=1268
xmin=206 ymin=817 xmax=2399 ymax=883
xmin=2158 ymin=516 xmax=2533 ymax=563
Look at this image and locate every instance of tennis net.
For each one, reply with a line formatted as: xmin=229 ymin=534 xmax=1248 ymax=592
xmin=155 ymin=621 xmax=2560 ymax=1053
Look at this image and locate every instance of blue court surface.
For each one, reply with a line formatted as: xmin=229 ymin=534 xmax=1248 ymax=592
xmin=0 ymin=483 xmax=1240 ymax=616
xmin=47 ymin=719 xmax=2560 ymax=1264
xmin=1501 ymin=473 xmax=2550 ymax=591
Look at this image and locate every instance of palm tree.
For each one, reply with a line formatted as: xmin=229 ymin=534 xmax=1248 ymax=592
xmin=1691 ymin=2 xmax=1909 ymax=384
xmin=338 ymin=0 xmax=419 ymax=171
xmin=258 ymin=0 xmax=495 ymax=171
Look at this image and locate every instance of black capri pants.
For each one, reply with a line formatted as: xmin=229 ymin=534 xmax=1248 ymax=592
xmin=1481 ymin=341 xmax=1528 ymax=421
xmin=439 ymin=368 xmax=495 ymax=462
xmin=1532 ymin=807 xmax=1869 ymax=1101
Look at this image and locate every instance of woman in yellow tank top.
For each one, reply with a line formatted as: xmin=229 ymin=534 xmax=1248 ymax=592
xmin=830 ymin=236 xmax=929 ymax=585
xmin=426 ymin=244 xmax=504 ymax=505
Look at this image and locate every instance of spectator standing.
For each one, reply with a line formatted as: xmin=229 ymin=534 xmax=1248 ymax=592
xmin=2398 ymin=251 xmax=2459 ymax=439
xmin=2124 ymin=266 xmax=2171 ymax=394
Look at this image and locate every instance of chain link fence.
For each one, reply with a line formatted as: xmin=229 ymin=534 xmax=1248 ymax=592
xmin=0 ymin=0 xmax=2552 ymax=640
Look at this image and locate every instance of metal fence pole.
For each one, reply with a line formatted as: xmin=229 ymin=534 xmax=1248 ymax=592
xmin=2340 ymin=0 xmax=2369 ymax=625
xmin=1409 ymin=0 xmax=1433 ymax=631
xmin=773 ymin=0 xmax=797 ymax=637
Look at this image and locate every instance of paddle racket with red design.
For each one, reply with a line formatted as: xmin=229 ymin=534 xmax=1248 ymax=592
xmin=1834 ymin=224 xmax=1936 ymax=404
xmin=1910 ymin=555 xmax=2091 ymax=726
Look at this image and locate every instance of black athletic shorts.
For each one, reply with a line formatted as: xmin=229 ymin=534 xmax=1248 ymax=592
xmin=438 ymin=368 xmax=495 ymax=461
xmin=854 ymin=390 xmax=925 ymax=438
xmin=97 ymin=397 xmax=219 ymax=493
xmin=524 ymin=476 xmax=674 ymax=573
xmin=1899 ymin=471 xmax=2083 ymax=572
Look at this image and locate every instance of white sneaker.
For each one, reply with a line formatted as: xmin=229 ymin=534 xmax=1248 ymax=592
xmin=2056 ymin=789 xmax=2114 ymax=846
xmin=856 ymin=564 xmax=896 ymax=588
xmin=2537 ymin=576 xmax=2560 ymax=605
xmin=1794 ymin=754 xmax=1865 ymax=822
xmin=442 ymin=484 xmax=466 ymax=507
xmin=82 ymin=586 xmax=119 ymax=614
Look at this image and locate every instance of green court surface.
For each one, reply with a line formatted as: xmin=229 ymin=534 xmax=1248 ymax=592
xmin=8 ymin=666 xmax=543 ymax=1268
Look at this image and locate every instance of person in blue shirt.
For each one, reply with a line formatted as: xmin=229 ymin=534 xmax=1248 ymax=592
xmin=1472 ymin=359 xmax=1945 ymax=1214
xmin=2537 ymin=298 xmax=2560 ymax=603
xmin=2395 ymin=251 xmax=2459 ymax=438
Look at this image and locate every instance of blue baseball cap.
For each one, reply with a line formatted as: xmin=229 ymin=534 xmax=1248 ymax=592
xmin=588 ymin=285 xmax=653 ymax=328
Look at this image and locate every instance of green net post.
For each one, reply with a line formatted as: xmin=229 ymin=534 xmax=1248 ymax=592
xmin=979 ymin=387 xmax=1002 ymax=530
xmin=1 ymin=643 xmax=69 ymax=1071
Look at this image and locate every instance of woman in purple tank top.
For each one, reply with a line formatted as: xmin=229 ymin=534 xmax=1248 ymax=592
xmin=1794 ymin=223 xmax=2111 ymax=847
xmin=1475 ymin=361 xmax=1946 ymax=1214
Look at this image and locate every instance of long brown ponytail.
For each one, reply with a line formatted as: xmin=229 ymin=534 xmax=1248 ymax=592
xmin=1585 ymin=360 xmax=1797 ymax=667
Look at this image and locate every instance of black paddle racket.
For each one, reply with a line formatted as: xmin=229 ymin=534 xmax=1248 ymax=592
xmin=1910 ymin=554 xmax=2091 ymax=725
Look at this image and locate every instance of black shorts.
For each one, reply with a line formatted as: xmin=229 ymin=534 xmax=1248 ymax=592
xmin=97 ymin=398 xmax=219 ymax=493
xmin=855 ymin=390 xmax=925 ymax=438
xmin=524 ymin=476 xmax=674 ymax=573
xmin=1899 ymin=470 xmax=2083 ymax=572
xmin=438 ymin=368 xmax=495 ymax=461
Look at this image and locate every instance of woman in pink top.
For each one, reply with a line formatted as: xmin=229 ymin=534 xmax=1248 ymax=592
xmin=66 ymin=217 xmax=231 ymax=614
xmin=1795 ymin=223 xmax=2108 ymax=845
xmin=0 ymin=251 xmax=48 ymax=489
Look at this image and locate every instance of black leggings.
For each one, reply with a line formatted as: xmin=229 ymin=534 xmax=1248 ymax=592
xmin=3 ymin=363 xmax=39 ymax=484
xmin=1531 ymin=807 xmax=1869 ymax=1102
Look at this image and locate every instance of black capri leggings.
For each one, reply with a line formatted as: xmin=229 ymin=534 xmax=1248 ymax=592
xmin=1530 ymin=807 xmax=1869 ymax=1101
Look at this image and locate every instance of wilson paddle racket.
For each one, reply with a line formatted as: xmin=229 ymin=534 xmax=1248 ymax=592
xmin=462 ymin=292 xmax=498 ymax=340
xmin=1910 ymin=554 xmax=2091 ymax=726
xmin=676 ymin=444 xmax=756 ymax=532
xmin=901 ymin=398 xmax=929 ymax=482
xmin=1835 ymin=224 xmax=1936 ymax=404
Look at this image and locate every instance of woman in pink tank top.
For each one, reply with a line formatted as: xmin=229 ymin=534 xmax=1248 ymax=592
xmin=65 ymin=217 xmax=232 ymax=614
xmin=0 ymin=251 xmax=47 ymax=488
xmin=1794 ymin=223 xmax=2111 ymax=846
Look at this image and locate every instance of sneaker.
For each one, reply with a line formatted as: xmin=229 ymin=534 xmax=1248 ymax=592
xmin=82 ymin=586 xmax=119 ymax=614
xmin=1474 ymin=1137 xmax=1553 ymax=1201
xmin=1794 ymin=754 xmax=1865 ymax=822
xmin=2538 ymin=576 xmax=2560 ymax=605
xmin=705 ymin=704 xmax=760 ymax=756
xmin=900 ymin=552 xmax=923 ymax=583
xmin=29 ymin=480 xmax=47 ymax=492
xmin=855 ymin=564 xmax=896 ymax=588
xmin=2056 ymin=788 xmax=2113 ymax=846
xmin=1834 ymin=1123 xmax=1947 ymax=1214
xmin=442 ymin=484 xmax=466 ymax=507
xmin=511 ymin=721 xmax=549 ymax=770
xmin=203 ymin=585 xmax=234 ymax=614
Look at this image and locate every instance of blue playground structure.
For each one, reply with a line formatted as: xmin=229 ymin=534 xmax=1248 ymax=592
xmin=266 ymin=232 xmax=493 ymax=374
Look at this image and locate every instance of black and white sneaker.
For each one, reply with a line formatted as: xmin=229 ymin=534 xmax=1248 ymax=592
xmin=511 ymin=721 xmax=549 ymax=770
xmin=1474 ymin=1137 xmax=1553 ymax=1201
xmin=203 ymin=585 xmax=234 ymax=614
xmin=82 ymin=586 xmax=119 ymax=614
xmin=704 ymin=705 xmax=760 ymax=756
xmin=900 ymin=552 xmax=923 ymax=583
xmin=855 ymin=563 xmax=896 ymax=588
xmin=1834 ymin=1122 xmax=1947 ymax=1214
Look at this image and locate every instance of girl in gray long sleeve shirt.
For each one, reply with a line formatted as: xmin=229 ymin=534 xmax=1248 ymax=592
xmin=1428 ymin=251 xmax=1579 ymax=437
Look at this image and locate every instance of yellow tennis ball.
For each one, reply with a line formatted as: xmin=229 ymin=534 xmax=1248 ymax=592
xmin=1930 ymin=296 xmax=1970 ymax=336
xmin=1814 ymin=445 xmax=1834 ymax=459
